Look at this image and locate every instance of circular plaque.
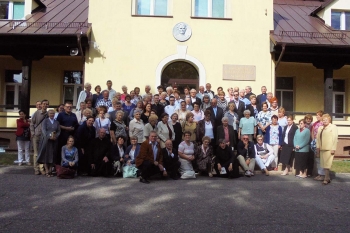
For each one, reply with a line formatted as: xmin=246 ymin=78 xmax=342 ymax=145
xmin=173 ymin=22 xmax=192 ymax=42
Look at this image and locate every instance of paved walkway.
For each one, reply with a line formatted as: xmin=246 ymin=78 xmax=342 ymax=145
xmin=0 ymin=166 xmax=349 ymax=232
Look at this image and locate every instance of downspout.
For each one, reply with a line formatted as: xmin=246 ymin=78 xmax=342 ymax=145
xmin=275 ymin=44 xmax=286 ymax=70
xmin=77 ymin=33 xmax=85 ymax=63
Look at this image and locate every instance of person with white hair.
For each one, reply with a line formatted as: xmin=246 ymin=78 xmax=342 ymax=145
xmin=244 ymin=86 xmax=255 ymax=100
xmin=165 ymin=86 xmax=174 ymax=101
xmin=196 ymin=86 xmax=205 ymax=100
xmin=142 ymin=85 xmax=152 ymax=99
xmin=76 ymin=82 xmax=92 ymax=111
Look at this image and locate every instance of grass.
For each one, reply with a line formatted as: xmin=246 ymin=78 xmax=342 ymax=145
xmin=331 ymin=160 xmax=350 ymax=173
xmin=1 ymin=152 xmax=349 ymax=173
xmin=0 ymin=153 xmax=19 ymax=165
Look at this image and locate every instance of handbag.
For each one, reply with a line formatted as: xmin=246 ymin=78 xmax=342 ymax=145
xmin=55 ymin=165 xmax=76 ymax=179
xmin=49 ymin=131 xmax=56 ymax=140
xmin=22 ymin=127 xmax=30 ymax=139
xmin=122 ymin=165 xmax=138 ymax=178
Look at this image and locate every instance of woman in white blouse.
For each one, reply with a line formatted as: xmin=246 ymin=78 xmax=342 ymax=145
xmin=129 ymin=110 xmax=145 ymax=144
xmin=94 ymin=106 xmax=111 ymax=139
xmin=175 ymin=101 xmax=190 ymax=127
xmin=191 ymin=102 xmax=204 ymax=123
xmin=157 ymin=113 xmax=175 ymax=148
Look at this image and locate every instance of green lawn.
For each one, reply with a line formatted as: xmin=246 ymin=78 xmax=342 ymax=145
xmin=331 ymin=160 xmax=350 ymax=173
xmin=0 ymin=153 xmax=18 ymax=165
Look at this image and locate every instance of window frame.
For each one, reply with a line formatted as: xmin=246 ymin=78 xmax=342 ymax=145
xmin=132 ymin=0 xmax=172 ymax=17
xmin=0 ymin=1 xmax=25 ymax=20
xmin=331 ymin=10 xmax=350 ymax=31
xmin=191 ymin=0 xmax=231 ymax=19
xmin=62 ymin=71 xmax=83 ymax=107
xmin=2 ymin=70 xmax=22 ymax=111
xmin=332 ymin=91 xmax=345 ymax=121
xmin=275 ymin=77 xmax=295 ymax=112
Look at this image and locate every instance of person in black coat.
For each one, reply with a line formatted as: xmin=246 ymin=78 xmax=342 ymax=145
xmin=230 ymin=91 xmax=245 ymax=120
xmin=89 ymin=128 xmax=112 ymax=177
xmin=111 ymin=135 xmax=127 ymax=176
xmin=280 ymin=115 xmax=298 ymax=176
xmin=75 ymin=116 xmax=96 ymax=175
xmin=256 ymin=86 xmax=267 ymax=112
xmin=189 ymin=89 xmax=202 ymax=106
xmin=214 ymin=139 xmax=239 ymax=179
xmin=206 ymin=98 xmax=224 ymax=127
xmin=162 ymin=140 xmax=181 ymax=179
xmin=151 ymin=94 xmax=165 ymax=119
xmin=217 ymin=117 xmax=237 ymax=150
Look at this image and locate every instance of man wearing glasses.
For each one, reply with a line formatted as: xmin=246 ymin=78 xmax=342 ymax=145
xmin=230 ymin=91 xmax=245 ymax=120
xmin=57 ymin=102 xmax=78 ymax=164
xmin=237 ymin=135 xmax=256 ymax=177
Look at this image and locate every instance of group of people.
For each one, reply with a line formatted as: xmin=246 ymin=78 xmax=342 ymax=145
xmin=15 ymin=81 xmax=338 ymax=185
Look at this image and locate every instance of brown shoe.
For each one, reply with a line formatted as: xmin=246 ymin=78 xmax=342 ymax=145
xmin=34 ymin=171 xmax=40 ymax=175
xmin=40 ymin=170 xmax=46 ymax=175
xmin=265 ymin=169 xmax=269 ymax=176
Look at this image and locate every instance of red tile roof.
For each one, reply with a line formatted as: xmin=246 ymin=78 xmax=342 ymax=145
xmin=0 ymin=0 xmax=90 ymax=36
xmin=271 ymin=0 xmax=350 ymax=47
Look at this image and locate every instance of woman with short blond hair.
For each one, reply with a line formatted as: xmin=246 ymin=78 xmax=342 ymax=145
xmin=316 ymin=114 xmax=338 ymax=185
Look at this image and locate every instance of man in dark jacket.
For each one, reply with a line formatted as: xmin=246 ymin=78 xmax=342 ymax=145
xmin=217 ymin=117 xmax=237 ymax=150
xmin=162 ymin=140 xmax=181 ymax=180
xmin=89 ymin=128 xmax=112 ymax=177
xmin=206 ymin=98 xmax=224 ymax=127
xmin=214 ymin=139 xmax=239 ymax=179
xmin=236 ymin=135 xmax=256 ymax=177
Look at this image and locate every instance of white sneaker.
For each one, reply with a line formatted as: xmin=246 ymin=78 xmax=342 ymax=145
xmin=245 ymin=170 xmax=251 ymax=177
xmin=250 ymin=170 xmax=254 ymax=176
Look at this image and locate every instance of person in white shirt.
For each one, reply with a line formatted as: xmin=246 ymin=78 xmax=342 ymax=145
xmin=254 ymin=135 xmax=275 ymax=176
xmin=164 ymin=96 xmax=177 ymax=117
xmin=142 ymin=85 xmax=152 ymax=99
xmin=105 ymin=80 xmax=116 ymax=100
xmin=173 ymin=90 xmax=183 ymax=109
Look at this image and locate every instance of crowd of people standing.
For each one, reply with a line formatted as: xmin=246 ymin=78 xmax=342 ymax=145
xmin=15 ymin=80 xmax=338 ymax=185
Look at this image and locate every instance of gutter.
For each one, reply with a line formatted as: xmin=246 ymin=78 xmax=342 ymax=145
xmin=77 ymin=33 xmax=85 ymax=63
xmin=275 ymin=44 xmax=286 ymax=70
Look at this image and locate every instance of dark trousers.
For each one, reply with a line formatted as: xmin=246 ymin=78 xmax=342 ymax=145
xmin=78 ymin=148 xmax=88 ymax=174
xmin=164 ymin=161 xmax=181 ymax=178
xmin=306 ymin=150 xmax=314 ymax=176
xmin=214 ymin=160 xmax=239 ymax=178
xmin=90 ymin=161 xmax=112 ymax=177
xmin=137 ymin=160 xmax=162 ymax=179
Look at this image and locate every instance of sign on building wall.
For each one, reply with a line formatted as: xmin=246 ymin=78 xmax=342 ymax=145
xmin=223 ymin=65 xmax=256 ymax=81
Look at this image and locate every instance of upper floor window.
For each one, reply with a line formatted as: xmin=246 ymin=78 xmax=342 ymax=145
xmin=331 ymin=11 xmax=350 ymax=30
xmin=193 ymin=0 xmax=228 ymax=18
xmin=0 ymin=1 xmax=25 ymax=20
xmin=136 ymin=0 xmax=169 ymax=16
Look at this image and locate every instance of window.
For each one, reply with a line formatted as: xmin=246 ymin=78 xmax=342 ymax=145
xmin=135 ymin=0 xmax=169 ymax=16
xmin=193 ymin=0 xmax=228 ymax=18
xmin=276 ymin=77 xmax=294 ymax=112
xmin=4 ymin=70 xmax=22 ymax=110
xmin=63 ymin=71 xmax=83 ymax=107
xmin=333 ymin=80 xmax=346 ymax=120
xmin=331 ymin=11 xmax=350 ymax=30
xmin=0 ymin=1 xmax=25 ymax=20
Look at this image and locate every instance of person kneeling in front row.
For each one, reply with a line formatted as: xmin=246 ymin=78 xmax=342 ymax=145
xmin=162 ymin=140 xmax=181 ymax=180
xmin=237 ymin=135 xmax=256 ymax=177
xmin=254 ymin=135 xmax=275 ymax=176
xmin=136 ymin=131 xmax=166 ymax=184
xmin=88 ymin=128 xmax=113 ymax=177
xmin=214 ymin=139 xmax=239 ymax=179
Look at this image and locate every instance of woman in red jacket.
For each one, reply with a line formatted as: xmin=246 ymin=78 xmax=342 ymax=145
xmin=16 ymin=110 xmax=31 ymax=166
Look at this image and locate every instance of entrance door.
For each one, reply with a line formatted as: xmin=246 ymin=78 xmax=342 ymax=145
xmin=161 ymin=61 xmax=199 ymax=98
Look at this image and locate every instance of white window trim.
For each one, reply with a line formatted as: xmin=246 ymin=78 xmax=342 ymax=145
xmin=62 ymin=84 xmax=82 ymax=107
xmin=333 ymin=91 xmax=345 ymax=121
xmin=132 ymin=0 xmax=172 ymax=16
xmin=1 ymin=1 xmax=25 ymax=20
xmin=192 ymin=0 xmax=230 ymax=18
xmin=332 ymin=11 xmax=349 ymax=30
xmin=3 ymin=83 xmax=21 ymax=112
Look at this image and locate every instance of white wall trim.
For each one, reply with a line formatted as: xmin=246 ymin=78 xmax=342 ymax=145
xmin=155 ymin=48 xmax=206 ymax=88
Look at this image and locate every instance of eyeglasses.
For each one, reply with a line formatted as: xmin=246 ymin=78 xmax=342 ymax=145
xmin=243 ymin=138 xmax=249 ymax=140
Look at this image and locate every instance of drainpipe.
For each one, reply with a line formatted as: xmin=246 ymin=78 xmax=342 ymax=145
xmin=275 ymin=44 xmax=286 ymax=70
xmin=77 ymin=34 xmax=85 ymax=63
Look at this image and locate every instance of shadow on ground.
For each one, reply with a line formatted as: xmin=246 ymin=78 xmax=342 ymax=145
xmin=0 ymin=166 xmax=349 ymax=232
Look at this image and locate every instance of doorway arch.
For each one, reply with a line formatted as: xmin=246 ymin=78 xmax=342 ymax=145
xmin=161 ymin=61 xmax=199 ymax=94
xmin=155 ymin=52 xmax=206 ymax=89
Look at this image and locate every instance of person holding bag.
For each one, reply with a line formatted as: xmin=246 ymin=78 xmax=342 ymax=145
xmin=16 ymin=110 xmax=31 ymax=166
xmin=37 ymin=109 xmax=61 ymax=177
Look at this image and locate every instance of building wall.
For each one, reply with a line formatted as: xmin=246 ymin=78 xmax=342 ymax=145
xmin=85 ymin=0 xmax=274 ymax=94
xmin=0 ymin=56 xmax=83 ymax=127
xmin=277 ymin=62 xmax=350 ymax=136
